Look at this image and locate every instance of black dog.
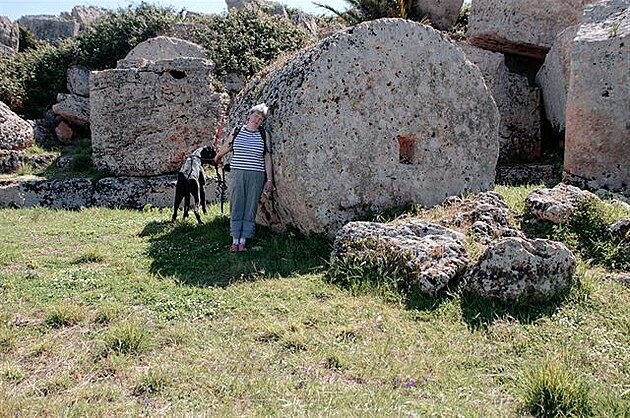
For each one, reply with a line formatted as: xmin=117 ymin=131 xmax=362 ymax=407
xmin=172 ymin=145 xmax=216 ymax=224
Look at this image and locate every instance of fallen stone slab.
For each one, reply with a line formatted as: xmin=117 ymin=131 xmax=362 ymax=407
xmin=464 ymin=236 xmax=577 ymax=303
xmin=525 ymin=183 xmax=597 ymax=224
xmin=331 ymin=220 xmax=469 ymax=295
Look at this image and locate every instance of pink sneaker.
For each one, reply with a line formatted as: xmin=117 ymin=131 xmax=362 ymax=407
xmin=237 ymin=243 xmax=247 ymax=252
xmin=230 ymin=244 xmax=238 ymax=252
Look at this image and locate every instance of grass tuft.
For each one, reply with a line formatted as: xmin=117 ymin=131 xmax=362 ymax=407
xmin=44 ymin=303 xmax=85 ymax=328
xmin=103 ymin=322 xmax=151 ymax=356
xmin=73 ymin=247 xmax=106 ymax=264
xmin=133 ymin=368 xmax=170 ymax=396
xmin=522 ymin=360 xmax=592 ymax=417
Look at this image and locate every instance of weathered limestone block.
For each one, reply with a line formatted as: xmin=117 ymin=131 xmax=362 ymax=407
xmin=467 ymin=0 xmax=595 ymax=59
xmin=535 ymin=25 xmax=579 ymax=136
xmin=331 ymin=220 xmax=469 ymax=295
xmin=94 ymin=176 xmax=175 ymax=209
xmin=525 ymin=183 xmax=597 ymax=224
xmin=226 ymin=0 xmax=287 ymax=15
xmin=495 ymin=164 xmax=560 ymax=186
xmin=53 ymin=93 xmax=90 ymax=129
xmin=54 ymin=120 xmax=76 ymax=144
xmin=564 ymin=0 xmax=630 ymax=194
xmin=0 ymin=16 xmax=19 ymax=55
xmin=67 ymin=65 xmax=91 ymax=97
xmin=93 ymin=175 xmax=221 ymax=209
xmin=437 ymin=191 xmax=522 ymax=244
xmin=230 ymin=19 xmax=500 ymax=236
xmin=0 ymin=177 xmax=93 ymax=209
xmin=70 ymin=5 xmax=107 ymax=30
xmin=0 ymin=150 xmax=56 ymax=174
xmin=120 ymin=36 xmax=207 ymax=68
xmin=91 ymin=57 xmax=230 ymax=176
xmin=17 ymin=15 xmax=80 ymax=43
xmin=0 ymin=101 xmax=34 ymax=151
xmin=417 ymin=0 xmax=464 ymax=31
xmin=459 ymin=43 xmax=541 ymax=162
xmin=464 ymin=237 xmax=577 ymax=303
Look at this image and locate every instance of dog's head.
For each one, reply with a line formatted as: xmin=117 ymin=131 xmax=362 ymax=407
xmin=199 ymin=145 xmax=217 ymax=165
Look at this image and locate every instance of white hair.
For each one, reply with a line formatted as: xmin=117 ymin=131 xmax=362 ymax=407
xmin=249 ymin=103 xmax=269 ymax=118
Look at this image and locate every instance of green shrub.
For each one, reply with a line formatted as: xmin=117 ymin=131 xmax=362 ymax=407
xmin=18 ymin=27 xmax=46 ymax=52
xmin=449 ymin=2 xmax=470 ymax=40
xmin=0 ymin=4 xmax=180 ymax=117
xmin=522 ymin=360 xmax=592 ymax=417
xmin=185 ymin=8 xmax=313 ymax=79
xmin=314 ymin=0 xmax=431 ymax=24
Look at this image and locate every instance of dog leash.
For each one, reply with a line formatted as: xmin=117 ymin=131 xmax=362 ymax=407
xmin=214 ymin=165 xmax=228 ymax=214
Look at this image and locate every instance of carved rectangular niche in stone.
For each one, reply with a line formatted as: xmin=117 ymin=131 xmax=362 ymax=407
xmin=397 ymin=134 xmax=417 ymax=164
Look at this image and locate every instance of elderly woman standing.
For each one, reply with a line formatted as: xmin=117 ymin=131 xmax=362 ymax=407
xmin=215 ymin=103 xmax=276 ymax=252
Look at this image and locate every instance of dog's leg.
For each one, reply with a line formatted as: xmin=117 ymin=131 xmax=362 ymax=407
xmin=172 ymin=173 xmax=187 ymax=222
xmin=199 ymin=172 xmax=207 ymax=215
xmin=183 ymin=185 xmax=191 ymax=220
xmin=190 ymin=181 xmax=203 ymax=224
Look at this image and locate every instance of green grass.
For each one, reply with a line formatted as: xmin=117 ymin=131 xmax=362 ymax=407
xmin=0 ymin=196 xmax=628 ymax=416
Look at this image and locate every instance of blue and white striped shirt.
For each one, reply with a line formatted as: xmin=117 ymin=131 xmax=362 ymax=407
xmin=230 ymin=126 xmax=266 ymax=172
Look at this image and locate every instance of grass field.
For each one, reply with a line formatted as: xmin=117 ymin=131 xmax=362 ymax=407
xmin=0 ymin=186 xmax=629 ymax=416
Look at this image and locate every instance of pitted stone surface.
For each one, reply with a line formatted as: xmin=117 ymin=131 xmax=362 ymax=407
xmin=94 ymin=176 xmax=177 ymax=209
xmin=535 ymin=25 xmax=579 ymax=136
xmin=0 ymin=16 xmax=19 ymax=55
xmin=53 ymin=93 xmax=90 ymax=129
xmin=0 ymin=175 xmax=221 ymax=209
xmin=416 ymin=0 xmax=464 ymax=31
xmin=0 ymin=177 xmax=94 ymax=209
xmin=229 ymin=19 xmax=500 ymax=236
xmin=331 ymin=220 xmax=468 ymax=295
xmin=67 ymin=65 xmax=91 ymax=97
xmin=467 ymin=0 xmax=596 ymax=59
xmin=459 ymin=43 xmax=541 ymax=162
xmin=18 ymin=14 xmax=80 ymax=43
xmin=525 ymin=183 xmax=597 ymax=224
xmin=0 ymin=101 xmax=34 ymax=151
xmin=121 ymin=36 xmax=208 ymax=67
xmin=437 ymin=191 xmax=522 ymax=244
xmin=564 ymin=0 xmax=630 ymax=194
xmin=91 ymin=56 xmax=230 ymax=176
xmin=464 ymin=237 xmax=577 ymax=303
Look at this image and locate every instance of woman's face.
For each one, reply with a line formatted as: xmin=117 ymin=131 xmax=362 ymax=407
xmin=248 ymin=111 xmax=265 ymax=129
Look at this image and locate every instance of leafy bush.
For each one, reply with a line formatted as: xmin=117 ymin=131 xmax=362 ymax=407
xmin=0 ymin=4 xmax=180 ymax=117
xmin=184 ymin=8 xmax=313 ymax=79
xmin=18 ymin=27 xmax=46 ymax=52
xmin=314 ymin=0 xmax=430 ymax=24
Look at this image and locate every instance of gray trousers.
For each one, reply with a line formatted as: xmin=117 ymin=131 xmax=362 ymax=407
xmin=230 ymin=169 xmax=265 ymax=240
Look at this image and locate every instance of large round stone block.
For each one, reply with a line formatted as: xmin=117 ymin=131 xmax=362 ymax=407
xmin=229 ymin=18 xmax=500 ymax=236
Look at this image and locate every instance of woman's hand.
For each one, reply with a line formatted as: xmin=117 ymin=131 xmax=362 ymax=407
xmin=264 ymin=180 xmax=276 ymax=194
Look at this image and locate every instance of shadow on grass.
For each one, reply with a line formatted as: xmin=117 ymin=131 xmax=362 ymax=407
xmin=458 ymin=289 xmax=571 ymax=330
xmin=140 ymin=214 xmax=331 ymax=287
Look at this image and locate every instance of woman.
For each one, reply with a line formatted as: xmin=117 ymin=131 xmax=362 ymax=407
xmin=214 ymin=103 xmax=276 ymax=252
